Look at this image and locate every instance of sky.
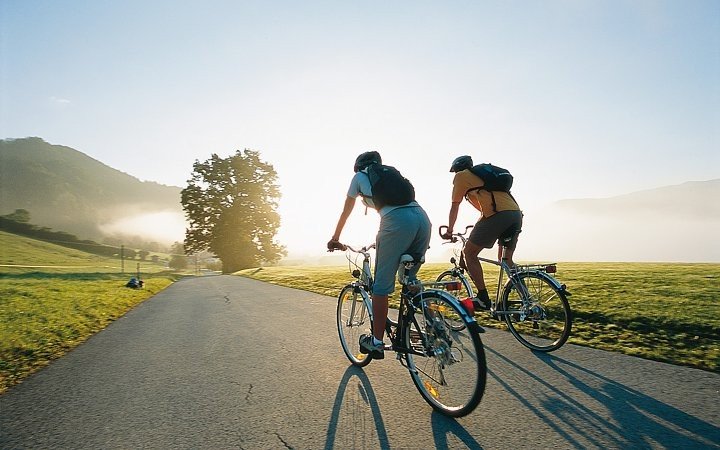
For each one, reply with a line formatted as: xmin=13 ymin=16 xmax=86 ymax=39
xmin=1 ymin=1 xmax=718 ymax=262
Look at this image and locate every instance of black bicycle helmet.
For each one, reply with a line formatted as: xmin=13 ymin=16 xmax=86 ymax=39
xmin=354 ymin=151 xmax=382 ymax=172
xmin=450 ymin=155 xmax=473 ymax=172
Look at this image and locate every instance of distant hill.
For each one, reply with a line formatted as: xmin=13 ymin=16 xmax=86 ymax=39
xmin=521 ymin=179 xmax=720 ymax=262
xmin=554 ymin=179 xmax=720 ymax=219
xmin=0 ymin=137 xmax=183 ymax=243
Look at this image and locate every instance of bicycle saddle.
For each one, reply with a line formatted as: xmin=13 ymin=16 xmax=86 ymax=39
xmin=400 ymin=254 xmax=426 ymax=265
xmin=498 ymin=226 xmax=522 ymax=247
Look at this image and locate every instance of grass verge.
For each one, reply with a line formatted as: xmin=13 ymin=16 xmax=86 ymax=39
xmin=0 ymin=272 xmax=178 ymax=394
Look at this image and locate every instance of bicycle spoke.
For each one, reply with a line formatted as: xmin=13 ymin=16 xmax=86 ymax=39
xmin=502 ymin=272 xmax=572 ymax=352
xmin=404 ymin=291 xmax=486 ymax=417
xmin=337 ymin=285 xmax=373 ymax=367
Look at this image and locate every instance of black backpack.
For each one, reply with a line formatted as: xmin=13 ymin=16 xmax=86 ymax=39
xmin=466 ymin=163 xmax=514 ymax=211
xmin=364 ymin=164 xmax=415 ymax=209
xmin=468 ymin=163 xmax=513 ymax=192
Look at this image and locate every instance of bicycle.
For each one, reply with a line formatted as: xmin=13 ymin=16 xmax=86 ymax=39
xmin=330 ymin=241 xmax=487 ymax=418
xmin=436 ymin=225 xmax=572 ymax=352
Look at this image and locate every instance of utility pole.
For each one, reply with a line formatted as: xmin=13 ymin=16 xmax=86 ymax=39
xmin=120 ymin=245 xmax=125 ymax=274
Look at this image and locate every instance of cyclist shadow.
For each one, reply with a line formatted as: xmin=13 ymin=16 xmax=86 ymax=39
xmin=323 ymin=365 xmax=391 ymax=450
xmin=488 ymin=347 xmax=719 ymax=449
xmin=325 ymin=366 xmax=483 ymax=449
xmin=430 ymin=411 xmax=484 ymax=449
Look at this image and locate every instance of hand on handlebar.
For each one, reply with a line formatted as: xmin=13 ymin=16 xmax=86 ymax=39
xmin=438 ymin=225 xmax=455 ymax=242
xmin=327 ymin=239 xmax=347 ymax=252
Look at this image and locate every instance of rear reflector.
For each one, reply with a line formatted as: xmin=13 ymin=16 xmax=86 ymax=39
xmin=445 ymin=281 xmax=462 ymax=290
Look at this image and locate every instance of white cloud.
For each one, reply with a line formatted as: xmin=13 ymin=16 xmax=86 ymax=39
xmin=49 ymin=96 xmax=71 ymax=104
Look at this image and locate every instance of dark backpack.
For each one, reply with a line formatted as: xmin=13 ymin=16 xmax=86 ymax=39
xmin=466 ymin=163 xmax=515 ymax=212
xmin=364 ymin=164 xmax=415 ymax=209
xmin=468 ymin=163 xmax=513 ymax=192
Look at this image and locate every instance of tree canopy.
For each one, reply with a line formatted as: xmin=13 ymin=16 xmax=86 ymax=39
xmin=181 ymin=149 xmax=285 ymax=272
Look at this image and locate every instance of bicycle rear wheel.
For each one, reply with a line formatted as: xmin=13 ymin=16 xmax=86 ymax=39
xmin=435 ymin=270 xmax=474 ymax=331
xmin=337 ymin=284 xmax=373 ymax=367
xmin=403 ymin=291 xmax=486 ymax=417
xmin=502 ymin=272 xmax=572 ymax=352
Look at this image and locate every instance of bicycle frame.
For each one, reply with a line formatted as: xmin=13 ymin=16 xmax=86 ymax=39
xmin=478 ymin=255 xmax=566 ymax=319
xmin=441 ymin=225 xmax=568 ymax=316
xmin=389 ymin=259 xmax=478 ymax=358
xmin=343 ymin=245 xmax=478 ymax=357
xmin=342 ymin=244 xmax=374 ymax=330
xmin=334 ymin=242 xmax=487 ymax=416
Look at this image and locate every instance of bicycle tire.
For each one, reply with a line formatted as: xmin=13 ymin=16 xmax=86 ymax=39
xmin=403 ymin=290 xmax=486 ymax=417
xmin=337 ymin=284 xmax=374 ymax=367
xmin=435 ymin=270 xmax=474 ymax=331
xmin=501 ymin=271 xmax=572 ymax=352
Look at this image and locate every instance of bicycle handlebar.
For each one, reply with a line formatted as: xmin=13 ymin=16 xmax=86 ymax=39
xmin=327 ymin=240 xmax=347 ymax=252
xmin=438 ymin=225 xmax=474 ymax=242
xmin=327 ymin=241 xmax=375 ymax=254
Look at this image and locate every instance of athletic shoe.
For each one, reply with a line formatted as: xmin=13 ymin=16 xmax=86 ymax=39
xmin=472 ymin=296 xmax=491 ymax=311
xmin=359 ymin=334 xmax=385 ymax=359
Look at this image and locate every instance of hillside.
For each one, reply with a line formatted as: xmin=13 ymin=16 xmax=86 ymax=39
xmin=0 ymin=137 xmax=183 ymax=243
xmin=554 ymin=179 xmax=720 ymax=218
xmin=0 ymin=230 xmax=113 ymax=267
xmin=521 ymin=179 xmax=720 ymax=262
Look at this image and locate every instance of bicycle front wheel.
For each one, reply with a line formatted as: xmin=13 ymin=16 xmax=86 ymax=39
xmin=435 ymin=270 xmax=473 ymax=331
xmin=404 ymin=290 xmax=486 ymax=417
xmin=337 ymin=284 xmax=373 ymax=367
xmin=502 ymin=272 xmax=572 ymax=352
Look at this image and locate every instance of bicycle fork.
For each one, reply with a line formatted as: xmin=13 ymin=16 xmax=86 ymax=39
xmin=346 ymin=285 xmax=369 ymax=327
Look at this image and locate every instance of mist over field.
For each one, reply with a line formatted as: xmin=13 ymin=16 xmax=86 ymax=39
xmin=99 ymin=211 xmax=187 ymax=245
xmin=521 ymin=180 xmax=719 ymax=262
xmin=286 ymin=179 xmax=720 ymax=264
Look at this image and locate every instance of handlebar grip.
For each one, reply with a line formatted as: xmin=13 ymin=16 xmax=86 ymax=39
xmin=327 ymin=240 xmax=347 ymax=252
xmin=438 ymin=225 xmax=459 ymax=243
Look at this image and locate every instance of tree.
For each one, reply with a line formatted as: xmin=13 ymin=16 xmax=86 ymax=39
xmin=181 ymin=149 xmax=285 ymax=272
xmin=2 ymin=209 xmax=31 ymax=223
xmin=169 ymin=242 xmax=188 ymax=270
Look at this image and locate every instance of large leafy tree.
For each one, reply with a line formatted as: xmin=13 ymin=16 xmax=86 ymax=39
xmin=181 ymin=149 xmax=285 ymax=272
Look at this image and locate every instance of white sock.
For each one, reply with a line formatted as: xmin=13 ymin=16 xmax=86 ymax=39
xmin=372 ymin=337 xmax=384 ymax=346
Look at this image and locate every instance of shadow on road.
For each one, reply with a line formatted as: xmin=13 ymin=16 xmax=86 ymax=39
xmin=486 ymin=347 xmax=719 ymax=449
xmin=324 ymin=365 xmax=391 ymax=450
xmin=324 ymin=365 xmax=483 ymax=449
xmin=536 ymin=353 xmax=720 ymax=449
xmin=430 ymin=410 xmax=484 ymax=449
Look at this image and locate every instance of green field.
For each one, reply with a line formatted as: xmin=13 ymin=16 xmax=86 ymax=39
xmin=0 ymin=231 xmax=183 ymax=393
xmin=236 ymin=261 xmax=720 ymax=373
xmin=2 ymin=229 xmax=718 ymax=395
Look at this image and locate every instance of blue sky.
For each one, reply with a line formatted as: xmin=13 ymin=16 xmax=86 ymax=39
xmin=1 ymin=1 xmax=718 ymax=260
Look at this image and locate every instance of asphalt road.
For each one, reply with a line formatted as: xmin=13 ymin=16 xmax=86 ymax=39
xmin=1 ymin=275 xmax=718 ymax=449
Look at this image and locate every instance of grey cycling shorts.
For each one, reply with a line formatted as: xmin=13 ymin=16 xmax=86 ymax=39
xmin=373 ymin=206 xmax=432 ymax=296
xmin=469 ymin=210 xmax=523 ymax=250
